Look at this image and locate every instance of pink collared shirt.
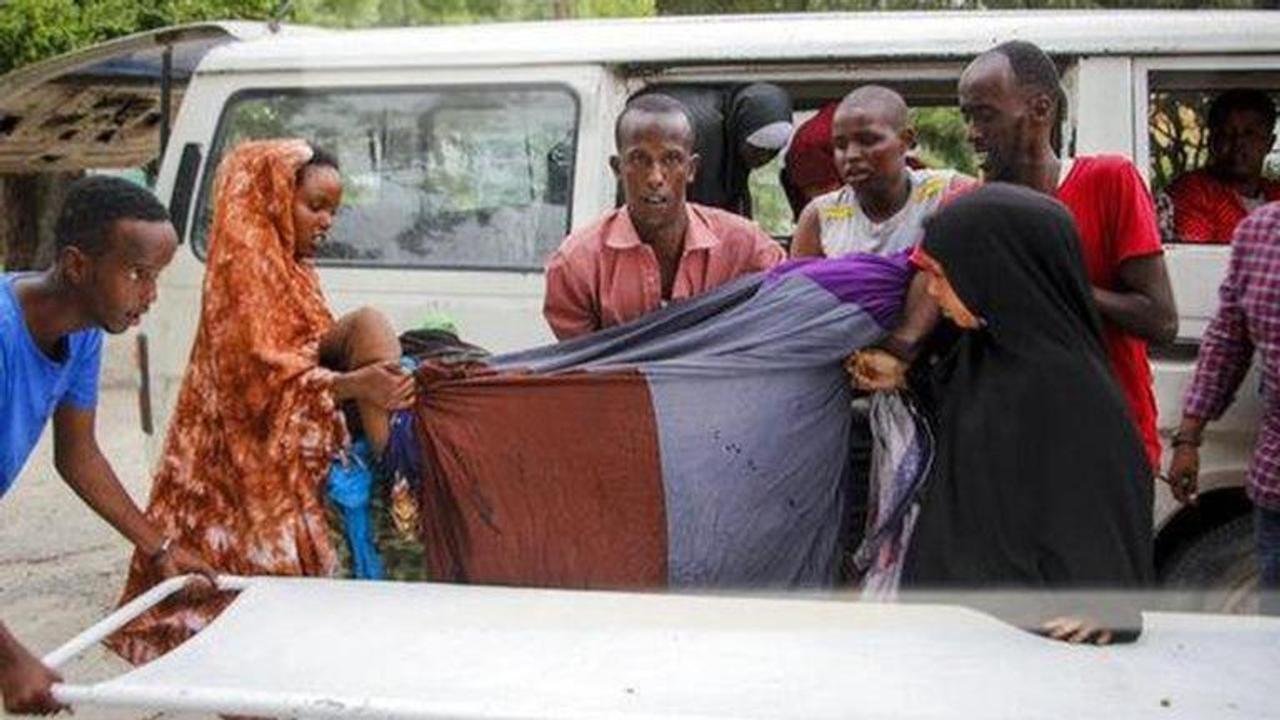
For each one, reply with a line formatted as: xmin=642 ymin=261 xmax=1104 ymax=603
xmin=544 ymin=204 xmax=786 ymax=340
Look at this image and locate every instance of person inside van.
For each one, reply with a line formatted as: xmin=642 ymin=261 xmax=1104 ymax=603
xmin=853 ymin=41 xmax=1176 ymax=478
xmin=543 ymin=93 xmax=785 ymax=341
xmin=1167 ymin=89 xmax=1280 ymax=244
xmin=789 ymin=86 xmax=973 ymax=260
xmin=645 ymin=83 xmax=794 ymax=218
xmin=108 ymin=139 xmax=415 ymax=665
xmin=780 ymin=101 xmax=842 ymax=222
xmin=901 ymin=184 xmax=1153 ymax=645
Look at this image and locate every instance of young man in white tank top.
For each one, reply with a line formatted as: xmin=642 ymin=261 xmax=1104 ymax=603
xmin=790 ymin=86 xmax=973 ymax=259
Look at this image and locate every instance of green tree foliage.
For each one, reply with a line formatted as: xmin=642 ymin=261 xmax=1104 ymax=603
xmin=912 ymin=107 xmax=977 ymax=176
xmin=0 ymin=0 xmax=655 ymax=75
xmin=0 ymin=0 xmax=278 ymax=75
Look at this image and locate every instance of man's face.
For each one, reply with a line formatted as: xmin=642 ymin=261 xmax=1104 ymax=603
xmin=65 ymin=219 xmax=179 ymax=334
xmin=1210 ymin=107 xmax=1276 ymax=184
xmin=959 ymin=54 xmax=1034 ymax=183
xmin=831 ymin=104 xmax=911 ymax=194
xmin=611 ymin=112 xmax=699 ymax=233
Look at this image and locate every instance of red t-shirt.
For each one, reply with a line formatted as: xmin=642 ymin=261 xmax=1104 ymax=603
xmin=1056 ymin=155 xmax=1163 ymax=472
xmin=1166 ymin=168 xmax=1280 ymax=244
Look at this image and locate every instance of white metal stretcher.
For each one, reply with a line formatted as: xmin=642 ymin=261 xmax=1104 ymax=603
xmin=44 ymin=575 xmax=1280 ymax=719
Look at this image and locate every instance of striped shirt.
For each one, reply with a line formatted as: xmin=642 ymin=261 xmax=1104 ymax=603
xmin=1184 ymin=202 xmax=1280 ymax=510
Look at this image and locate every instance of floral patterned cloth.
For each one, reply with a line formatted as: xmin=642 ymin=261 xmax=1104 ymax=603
xmin=108 ymin=139 xmax=347 ymax=664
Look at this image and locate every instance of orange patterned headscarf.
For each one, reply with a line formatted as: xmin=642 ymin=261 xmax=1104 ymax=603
xmin=109 ymin=139 xmax=347 ymax=665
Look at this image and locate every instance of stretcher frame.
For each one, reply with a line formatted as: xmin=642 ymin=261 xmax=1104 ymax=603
xmin=40 ymin=574 xmax=1280 ymax=720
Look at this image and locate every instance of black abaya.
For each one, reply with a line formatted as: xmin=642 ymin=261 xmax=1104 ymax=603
xmin=902 ymin=183 xmax=1154 ymax=641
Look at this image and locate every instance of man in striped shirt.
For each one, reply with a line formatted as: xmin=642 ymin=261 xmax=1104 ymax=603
xmin=1167 ymin=202 xmax=1280 ymax=614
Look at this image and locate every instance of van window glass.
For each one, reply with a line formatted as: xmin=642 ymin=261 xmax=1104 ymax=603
xmin=1146 ymin=70 xmax=1279 ymax=244
xmin=192 ymin=86 xmax=577 ymax=269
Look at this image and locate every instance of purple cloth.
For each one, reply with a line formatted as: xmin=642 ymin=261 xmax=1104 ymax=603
xmin=766 ymin=251 xmax=912 ymax=331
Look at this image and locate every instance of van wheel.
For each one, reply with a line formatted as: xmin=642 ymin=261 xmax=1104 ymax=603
xmin=1160 ymin=513 xmax=1257 ymax=615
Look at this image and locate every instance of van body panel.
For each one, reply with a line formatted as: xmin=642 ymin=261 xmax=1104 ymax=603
xmin=1073 ymin=57 xmax=1134 ymax=157
xmin=195 ymin=12 xmax=1280 ymax=75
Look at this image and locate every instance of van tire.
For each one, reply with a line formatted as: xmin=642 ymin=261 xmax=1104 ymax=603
xmin=1159 ymin=513 xmax=1257 ymax=615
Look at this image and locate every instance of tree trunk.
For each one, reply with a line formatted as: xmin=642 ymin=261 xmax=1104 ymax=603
xmin=0 ymin=171 xmax=83 ymax=271
xmin=0 ymin=174 xmax=40 ymax=271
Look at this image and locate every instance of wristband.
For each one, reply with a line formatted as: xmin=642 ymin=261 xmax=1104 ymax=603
xmin=149 ymin=536 xmax=174 ymax=563
xmin=1171 ymin=431 xmax=1202 ymax=449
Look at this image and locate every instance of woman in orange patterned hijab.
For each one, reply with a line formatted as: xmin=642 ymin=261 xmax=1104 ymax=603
xmin=109 ymin=139 xmax=413 ymax=664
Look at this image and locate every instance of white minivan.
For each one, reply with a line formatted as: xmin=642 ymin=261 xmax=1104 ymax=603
xmin=6 ymin=10 xmax=1274 ymax=609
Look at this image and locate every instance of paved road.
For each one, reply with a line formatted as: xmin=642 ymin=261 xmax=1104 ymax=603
xmin=0 ymin=335 xmax=207 ymax=719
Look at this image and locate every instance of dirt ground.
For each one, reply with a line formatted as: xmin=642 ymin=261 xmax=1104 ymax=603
xmin=0 ymin=332 xmax=208 ymax=720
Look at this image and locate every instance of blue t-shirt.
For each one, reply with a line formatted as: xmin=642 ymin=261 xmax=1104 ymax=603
xmin=1 ymin=274 xmax=102 ymax=497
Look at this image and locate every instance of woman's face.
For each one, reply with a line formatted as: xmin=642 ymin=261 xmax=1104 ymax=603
xmin=923 ymin=263 xmax=983 ymax=331
xmin=293 ymin=164 xmax=343 ymax=259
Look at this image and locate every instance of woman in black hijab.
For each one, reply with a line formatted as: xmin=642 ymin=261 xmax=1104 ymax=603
xmin=902 ymin=183 xmax=1153 ymax=645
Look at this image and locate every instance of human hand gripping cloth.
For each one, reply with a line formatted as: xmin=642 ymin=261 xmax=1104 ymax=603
xmin=390 ymin=252 xmax=928 ymax=589
xmin=108 ymin=140 xmax=347 ymax=665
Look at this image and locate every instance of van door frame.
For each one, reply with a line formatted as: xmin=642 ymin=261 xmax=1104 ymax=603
xmin=1129 ymin=54 xmax=1280 ymax=340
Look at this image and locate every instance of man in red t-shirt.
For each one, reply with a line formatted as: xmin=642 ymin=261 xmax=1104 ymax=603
xmin=1166 ymin=89 xmax=1280 ymax=244
xmin=956 ymin=41 xmax=1177 ymax=473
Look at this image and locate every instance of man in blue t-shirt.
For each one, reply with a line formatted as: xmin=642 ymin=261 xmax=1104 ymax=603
xmin=1 ymin=176 xmax=214 ymax=714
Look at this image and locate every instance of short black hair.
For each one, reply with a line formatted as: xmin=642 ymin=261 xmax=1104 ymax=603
xmin=838 ymin=85 xmax=910 ymax=132
xmin=55 ymin=175 xmax=170 ymax=256
xmin=989 ymin=40 xmax=1065 ymax=112
xmin=615 ymin=93 xmax=694 ymax=151
xmin=298 ymin=143 xmax=340 ymax=182
xmin=1208 ymin=89 xmax=1277 ymax=132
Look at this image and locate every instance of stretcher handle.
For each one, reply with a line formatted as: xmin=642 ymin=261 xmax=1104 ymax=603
xmin=43 ymin=574 xmax=251 ymax=669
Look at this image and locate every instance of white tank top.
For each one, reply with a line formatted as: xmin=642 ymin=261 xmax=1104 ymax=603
xmin=816 ymin=169 xmax=961 ymax=257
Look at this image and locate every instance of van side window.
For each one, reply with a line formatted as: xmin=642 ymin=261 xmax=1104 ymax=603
xmin=1147 ymin=71 xmax=1280 ymax=245
xmin=192 ymin=86 xmax=578 ymax=270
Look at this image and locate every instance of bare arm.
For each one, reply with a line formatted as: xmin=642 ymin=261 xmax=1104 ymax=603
xmin=1165 ymin=415 xmax=1209 ymax=505
xmin=788 ymin=202 xmax=825 ymax=258
xmin=1092 ymin=253 xmax=1178 ymax=345
xmin=880 ymin=272 xmax=941 ymax=362
xmin=848 ymin=272 xmax=942 ymax=391
xmin=1164 ymin=231 xmax=1255 ymax=504
xmin=0 ymin=622 xmax=64 ymax=715
xmin=52 ymin=406 xmax=215 ymax=582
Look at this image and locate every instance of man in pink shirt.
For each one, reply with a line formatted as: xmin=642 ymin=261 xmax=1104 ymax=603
xmin=544 ymin=93 xmax=785 ymax=340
